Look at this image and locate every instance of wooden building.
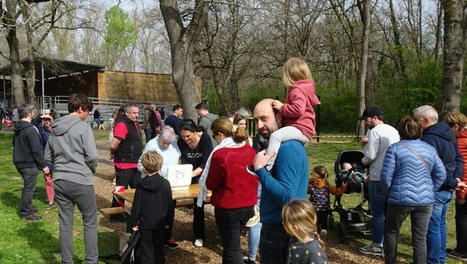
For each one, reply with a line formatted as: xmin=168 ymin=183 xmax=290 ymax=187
xmin=0 ymin=58 xmax=197 ymax=107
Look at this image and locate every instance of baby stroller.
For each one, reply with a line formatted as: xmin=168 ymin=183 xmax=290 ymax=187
xmin=331 ymin=150 xmax=372 ymax=243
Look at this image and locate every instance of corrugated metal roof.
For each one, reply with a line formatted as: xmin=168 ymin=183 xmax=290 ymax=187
xmin=0 ymin=57 xmax=105 ymax=79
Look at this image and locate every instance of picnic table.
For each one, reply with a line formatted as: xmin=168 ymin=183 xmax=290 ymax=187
xmin=112 ymin=184 xmax=211 ymax=215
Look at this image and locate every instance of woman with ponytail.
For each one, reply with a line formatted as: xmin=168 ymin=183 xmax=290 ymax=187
xmin=197 ymin=117 xmax=258 ymax=264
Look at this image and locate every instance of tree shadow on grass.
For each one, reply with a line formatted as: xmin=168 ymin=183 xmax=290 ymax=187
xmin=0 ymin=191 xmax=20 ymax=211
xmin=17 ymin=221 xmax=61 ymax=264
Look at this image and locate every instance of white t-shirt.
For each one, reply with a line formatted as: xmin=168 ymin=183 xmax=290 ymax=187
xmin=362 ymin=123 xmax=400 ymax=181
xmin=137 ymin=136 xmax=181 ymax=179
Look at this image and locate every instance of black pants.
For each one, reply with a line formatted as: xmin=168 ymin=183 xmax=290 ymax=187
xmin=191 ymin=176 xmax=205 ymax=240
xmin=456 ymin=202 xmax=467 ymax=254
xmin=317 ymin=210 xmax=330 ymax=231
xmin=215 ymin=206 xmax=254 ymax=264
xmin=18 ymin=167 xmax=39 ymax=217
xmin=140 ymin=228 xmax=165 ymax=264
xmin=112 ymin=167 xmax=141 ymax=208
xmin=164 ymin=200 xmax=176 ymax=241
xmin=259 ymin=225 xmax=290 ymax=264
xmin=384 ymin=204 xmax=432 ymax=264
xmin=193 ymin=199 xmax=205 ymax=240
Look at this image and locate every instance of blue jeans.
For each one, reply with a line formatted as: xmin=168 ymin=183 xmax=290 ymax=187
xmin=248 ymin=221 xmax=262 ymax=261
xmin=427 ymin=190 xmax=454 ymax=264
xmin=369 ymin=180 xmax=386 ymax=246
xmin=144 ymin=128 xmax=152 ymax=143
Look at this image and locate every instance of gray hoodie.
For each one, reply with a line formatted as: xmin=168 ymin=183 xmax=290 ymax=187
xmin=45 ymin=114 xmax=98 ymax=185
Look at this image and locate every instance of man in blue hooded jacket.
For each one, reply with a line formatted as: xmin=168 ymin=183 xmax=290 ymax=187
xmin=413 ymin=105 xmax=465 ymax=264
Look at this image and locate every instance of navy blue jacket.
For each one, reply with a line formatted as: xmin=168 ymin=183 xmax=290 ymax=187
xmin=381 ymin=139 xmax=446 ymax=206
xmin=422 ymin=122 xmax=463 ymax=190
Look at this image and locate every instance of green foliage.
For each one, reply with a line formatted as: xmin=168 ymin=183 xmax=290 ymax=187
xmin=316 ymin=86 xmax=359 ymax=133
xmin=103 ymin=6 xmax=138 ymax=54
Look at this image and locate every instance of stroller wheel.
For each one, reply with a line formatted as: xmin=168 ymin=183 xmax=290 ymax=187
xmin=338 ymin=223 xmax=346 ymax=243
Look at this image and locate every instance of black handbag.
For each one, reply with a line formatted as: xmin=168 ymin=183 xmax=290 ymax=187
xmin=119 ymin=230 xmax=141 ymax=264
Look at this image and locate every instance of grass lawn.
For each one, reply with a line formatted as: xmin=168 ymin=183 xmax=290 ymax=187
xmin=0 ymin=131 xmax=459 ymax=263
xmin=0 ymin=132 xmax=120 ymax=264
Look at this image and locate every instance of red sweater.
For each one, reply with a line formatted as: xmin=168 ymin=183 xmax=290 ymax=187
xmin=279 ymin=79 xmax=320 ymax=139
xmin=457 ymin=129 xmax=467 ymax=199
xmin=206 ymin=144 xmax=258 ymax=209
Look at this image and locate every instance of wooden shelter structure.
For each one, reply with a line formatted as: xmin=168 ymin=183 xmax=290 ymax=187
xmin=0 ymin=57 xmax=194 ymax=109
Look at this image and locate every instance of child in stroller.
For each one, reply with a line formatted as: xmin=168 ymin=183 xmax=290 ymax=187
xmin=308 ymin=166 xmax=347 ymax=234
xmin=333 ymin=150 xmax=371 ymax=242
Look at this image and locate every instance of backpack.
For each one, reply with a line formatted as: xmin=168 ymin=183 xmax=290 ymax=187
xmin=149 ymin=109 xmax=160 ymax=130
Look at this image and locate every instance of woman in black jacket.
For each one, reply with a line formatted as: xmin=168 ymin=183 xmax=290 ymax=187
xmin=177 ymin=119 xmax=213 ymax=247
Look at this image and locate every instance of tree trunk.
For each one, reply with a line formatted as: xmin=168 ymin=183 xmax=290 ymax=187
xmin=389 ymin=0 xmax=408 ymax=81
xmin=4 ymin=0 xmax=25 ymax=106
xmin=357 ymin=0 xmax=371 ymax=138
xmin=434 ymin=0 xmax=443 ymax=60
xmin=24 ymin=56 xmax=36 ymax=106
xmin=440 ymin=0 xmax=464 ymax=117
xmin=160 ymin=0 xmax=208 ymax=122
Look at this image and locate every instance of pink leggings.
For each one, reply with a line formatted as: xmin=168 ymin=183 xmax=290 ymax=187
xmin=44 ymin=172 xmax=54 ymax=203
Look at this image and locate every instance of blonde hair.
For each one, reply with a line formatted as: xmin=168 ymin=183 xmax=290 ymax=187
xmin=444 ymin=112 xmax=467 ymax=128
xmin=282 ymin=199 xmax=325 ymax=248
xmin=282 ymin=57 xmax=313 ymax=87
xmin=141 ymin=150 xmax=163 ymax=174
xmin=211 ymin=117 xmax=248 ymax=143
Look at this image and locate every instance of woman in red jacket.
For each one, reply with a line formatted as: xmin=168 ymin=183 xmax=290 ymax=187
xmin=445 ymin=112 xmax=467 ymax=260
xmin=205 ymin=117 xmax=258 ymax=264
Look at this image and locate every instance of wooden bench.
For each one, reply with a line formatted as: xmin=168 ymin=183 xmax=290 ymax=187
xmin=99 ymin=207 xmax=126 ymax=216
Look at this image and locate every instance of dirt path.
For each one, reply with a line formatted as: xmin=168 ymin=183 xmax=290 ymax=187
xmin=93 ymin=139 xmax=384 ymax=264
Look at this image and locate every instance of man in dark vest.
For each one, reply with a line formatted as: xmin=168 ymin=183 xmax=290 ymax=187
xmin=109 ymin=102 xmax=143 ymax=220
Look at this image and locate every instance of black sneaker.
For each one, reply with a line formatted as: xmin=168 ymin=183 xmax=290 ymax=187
xmin=447 ymin=248 xmax=467 ymax=261
xmin=21 ymin=214 xmax=42 ymax=221
xmin=164 ymin=238 xmax=179 ymax=249
xmin=246 ymin=165 xmax=257 ymax=176
xmin=46 ymin=203 xmax=55 ymax=210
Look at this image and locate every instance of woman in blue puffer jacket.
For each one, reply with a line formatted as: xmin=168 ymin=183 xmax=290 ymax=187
xmin=381 ymin=116 xmax=446 ymax=264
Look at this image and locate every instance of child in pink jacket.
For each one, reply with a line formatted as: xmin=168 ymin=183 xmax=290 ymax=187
xmin=266 ymin=57 xmax=320 ymax=170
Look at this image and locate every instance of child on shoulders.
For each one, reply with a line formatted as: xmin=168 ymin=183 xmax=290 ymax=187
xmin=265 ymin=57 xmax=320 ymax=171
xmin=282 ymin=199 xmax=327 ymax=264
xmin=131 ymin=150 xmax=174 ymax=264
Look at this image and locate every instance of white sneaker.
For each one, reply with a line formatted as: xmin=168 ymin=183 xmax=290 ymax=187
xmin=319 ymin=229 xmax=327 ymax=241
xmin=359 ymin=243 xmax=383 ymax=257
xmin=194 ymin=239 xmax=203 ymax=247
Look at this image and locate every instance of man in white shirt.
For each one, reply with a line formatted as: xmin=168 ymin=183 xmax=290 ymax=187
xmin=359 ymin=106 xmax=400 ymax=256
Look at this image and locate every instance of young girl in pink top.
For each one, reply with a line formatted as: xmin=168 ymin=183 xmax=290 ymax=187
xmin=266 ymin=57 xmax=320 ymax=170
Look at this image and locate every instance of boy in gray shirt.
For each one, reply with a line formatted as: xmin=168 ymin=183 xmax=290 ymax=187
xmin=45 ymin=93 xmax=98 ymax=264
